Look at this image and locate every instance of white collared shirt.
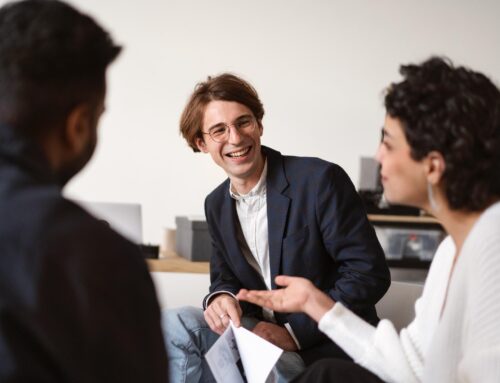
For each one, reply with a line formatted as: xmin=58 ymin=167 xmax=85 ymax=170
xmin=230 ymin=161 xmax=271 ymax=291
xmin=229 ymin=161 xmax=300 ymax=348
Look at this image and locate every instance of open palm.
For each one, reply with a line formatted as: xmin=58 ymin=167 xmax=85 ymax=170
xmin=238 ymin=276 xmax=315 ymax=313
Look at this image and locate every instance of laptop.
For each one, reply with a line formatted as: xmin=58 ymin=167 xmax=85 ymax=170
xmin=74 ymin=200 xmax=143 ymax=245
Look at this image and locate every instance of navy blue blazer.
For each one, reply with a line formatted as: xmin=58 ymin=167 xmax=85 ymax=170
xmin=203 ymin=146 xmax=390 ymax=353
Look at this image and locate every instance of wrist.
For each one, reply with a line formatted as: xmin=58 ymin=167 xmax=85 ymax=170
xmin=304 ymin=289 xmax=335 ymax=323
xmin=204 ymin=291 xmax=238 ymax=309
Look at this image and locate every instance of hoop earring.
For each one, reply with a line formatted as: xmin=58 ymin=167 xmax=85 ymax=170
xmin=427 ymin=182 xmax=439 ymax=212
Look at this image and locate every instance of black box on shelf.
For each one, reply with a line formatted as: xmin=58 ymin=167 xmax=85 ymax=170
xmin=175 ymin=216 xmax=211 ymax=262
xmin=139 ymin=244 xmax=159 ymax=259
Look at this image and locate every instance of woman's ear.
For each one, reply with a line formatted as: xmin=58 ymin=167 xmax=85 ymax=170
xmin=426 ymin=151 xmax=446 ymax=185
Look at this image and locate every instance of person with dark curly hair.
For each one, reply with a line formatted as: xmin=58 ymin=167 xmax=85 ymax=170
xmin=0 ymin=0 xmax=167 ymax=381
xmin=238 ymin=56 xmax=500 ymax=382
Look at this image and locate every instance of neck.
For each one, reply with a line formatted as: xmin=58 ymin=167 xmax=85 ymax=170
xmin=432 ymin=208 xmax=482 ymax=253
xmin=230 ymin=154 xmax=265 ymax=195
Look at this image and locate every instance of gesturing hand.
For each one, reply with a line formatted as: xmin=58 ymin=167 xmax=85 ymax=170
xmin=204 ymin=294 xmax=243 ymax=335
xmin=237 ymin=275 xmax=335 ymax=322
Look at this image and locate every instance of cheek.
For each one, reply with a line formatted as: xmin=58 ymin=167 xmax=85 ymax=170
xmin=203 ymin=141 xmax=221 ymax=155
xmin=209 ymin=150 xmax=222 ymax=163
xmin=254 ymin=132 xmax=263 ymax=145
xmin=209 ymin=146 xmax=226 ymax=165
xmin=382 ymin=157 xmax=397 ymax=176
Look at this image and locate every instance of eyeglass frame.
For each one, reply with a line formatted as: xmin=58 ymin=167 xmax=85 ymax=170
xmin=201 ymin=114 xmax=259 ymax=143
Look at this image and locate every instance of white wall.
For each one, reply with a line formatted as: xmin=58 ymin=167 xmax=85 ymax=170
xmin=151 ymin=272 xmax=210 ymax=309
xmin=5 ymin=0 xmax=500 ymax=243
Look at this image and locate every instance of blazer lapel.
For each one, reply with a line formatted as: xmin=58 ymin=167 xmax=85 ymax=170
xmin=265 ymin=147 xmax=290 ymax=289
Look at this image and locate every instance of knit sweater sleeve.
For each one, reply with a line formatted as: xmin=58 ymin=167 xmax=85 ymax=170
xmin=318 ymin=237 xmax=456 ymax=383
xmin=457 ymin=223 xmax=500 ymax=382
xmin=318 ymin=303 xmax=420 ymax=383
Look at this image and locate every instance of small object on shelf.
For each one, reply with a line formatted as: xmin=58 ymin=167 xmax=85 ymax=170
xmin=359 ymin=190 xmax=420 ymax=216
xmin=175 ymin=216 xmax=211 ymax=262
xmin=140 ymin=244 xmax=160 ymax=259
xmin=375 ymin=227 xmax=445 ymax=262
xmin=369 ymin=214 xmax=445 ymax=269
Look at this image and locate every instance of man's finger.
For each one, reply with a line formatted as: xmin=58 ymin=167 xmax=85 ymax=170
xmin=214 ymin=311 xmax=227 ymax=332
xmin=204 ymin=311 xmax=218 ymax=333
xmin=221 ymin=313 xmax=231 ymax=326
xmin=226 ymin=302 xmax=241 ymax=327
xmin=205 ymin=308 xmax=226 ymax=334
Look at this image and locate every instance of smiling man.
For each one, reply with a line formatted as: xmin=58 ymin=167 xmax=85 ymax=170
xmin=163 ymin=73 xmax=390 ymax=382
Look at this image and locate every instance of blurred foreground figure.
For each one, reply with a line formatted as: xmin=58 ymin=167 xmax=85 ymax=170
xmin=0 ymin=1 xmax=168 ymax=381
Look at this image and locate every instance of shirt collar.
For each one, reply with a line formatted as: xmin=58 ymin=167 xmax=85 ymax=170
xmin=229 ymin=159 xmax=267 ymax=200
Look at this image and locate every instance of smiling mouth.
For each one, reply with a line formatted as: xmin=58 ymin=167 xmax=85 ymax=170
xmin=226 ymin=146 xmax=251 ymax=158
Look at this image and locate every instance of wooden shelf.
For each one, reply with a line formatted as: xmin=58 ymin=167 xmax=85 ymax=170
xmin=147 ymin=250 xmax=209 ymax=274
xmin=147 ymin=216 xmax=442 ymax=273
xmin=386 ymin=259 xmax=432 ymax=269
xmin=368 ymin=214 xmax=439 ymax=224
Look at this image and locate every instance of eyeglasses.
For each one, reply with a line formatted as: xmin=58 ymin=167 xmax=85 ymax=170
xmin=202 ymin=116 xmax=257 ymax=143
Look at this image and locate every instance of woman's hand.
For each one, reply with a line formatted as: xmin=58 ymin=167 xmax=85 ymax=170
xmin=237 ymin=275 xmax=335 ymax=322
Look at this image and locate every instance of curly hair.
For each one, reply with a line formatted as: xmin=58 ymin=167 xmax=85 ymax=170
xmin=0 ymin=0 xmax=121 ymax=137
xmin=180 ymin=73 xmax=264 ymax=152
xmin=385 ymin=57 xmax=500 ymax=211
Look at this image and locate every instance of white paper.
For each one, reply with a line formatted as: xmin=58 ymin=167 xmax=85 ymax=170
xmin=205 ymin=321 xmax=283 ymax=383
xmin=231 ymin=322 xmax=283 ymax=383
xmin=205 ymin=326 xmax=244 ymax=383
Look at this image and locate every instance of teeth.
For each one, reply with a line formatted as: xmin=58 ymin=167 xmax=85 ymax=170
xmin=227 ymin=147 xmax=250 ymax=158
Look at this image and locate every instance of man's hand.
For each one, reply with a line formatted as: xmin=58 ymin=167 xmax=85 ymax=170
xmin=237 ymin=275 xmax=335 ymax=322
xmin=252 ymin=322 xmax=298 ymax=352
xmin=204 ymin=294 xmax=243 ymax=335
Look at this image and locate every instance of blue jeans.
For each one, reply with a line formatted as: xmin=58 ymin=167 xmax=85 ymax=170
xmin=162 ymin=306 xmax=305 ymax=383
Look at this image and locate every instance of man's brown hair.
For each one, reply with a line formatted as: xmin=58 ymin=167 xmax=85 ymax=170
xmin=180 ymin=73 xmax=264 ymax=152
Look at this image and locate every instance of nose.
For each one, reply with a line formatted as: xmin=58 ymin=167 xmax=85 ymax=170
xmin=227 ymin=124 xmax=243 ymax=144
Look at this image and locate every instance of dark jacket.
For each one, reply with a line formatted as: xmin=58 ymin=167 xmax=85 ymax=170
xmin=203 ymin=146 xmax=390 ymax=362
xmin=0 ymin=125 xmax=168 ymax=382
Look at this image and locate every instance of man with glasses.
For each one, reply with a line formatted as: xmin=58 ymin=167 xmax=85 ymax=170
xmin=164 ymin=73 xmax=390 ymax=382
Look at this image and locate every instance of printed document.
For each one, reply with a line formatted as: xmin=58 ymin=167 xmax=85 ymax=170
xmin=205 ymin=321 xmax=283 ymax=383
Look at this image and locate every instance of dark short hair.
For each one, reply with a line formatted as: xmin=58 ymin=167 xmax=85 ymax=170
xmin=180 ymin=73 xmax=264 ymax=152
xmin=0 ymin=0 xmax=122 ymax=137
xmin=385 ymin=56 xmax=500 ymax=211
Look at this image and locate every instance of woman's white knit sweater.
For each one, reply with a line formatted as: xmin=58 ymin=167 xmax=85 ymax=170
xmin=318 ymin=202 xmax=500 ymax=382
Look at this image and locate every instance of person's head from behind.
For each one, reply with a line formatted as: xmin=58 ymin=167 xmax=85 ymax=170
xmin=180 ymin=73 xmax=265 ymax=187
xmin=377 ymin=56 xmax=500 ymax=213
xmin=0 ymin=0 xmax=121 ymax=184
